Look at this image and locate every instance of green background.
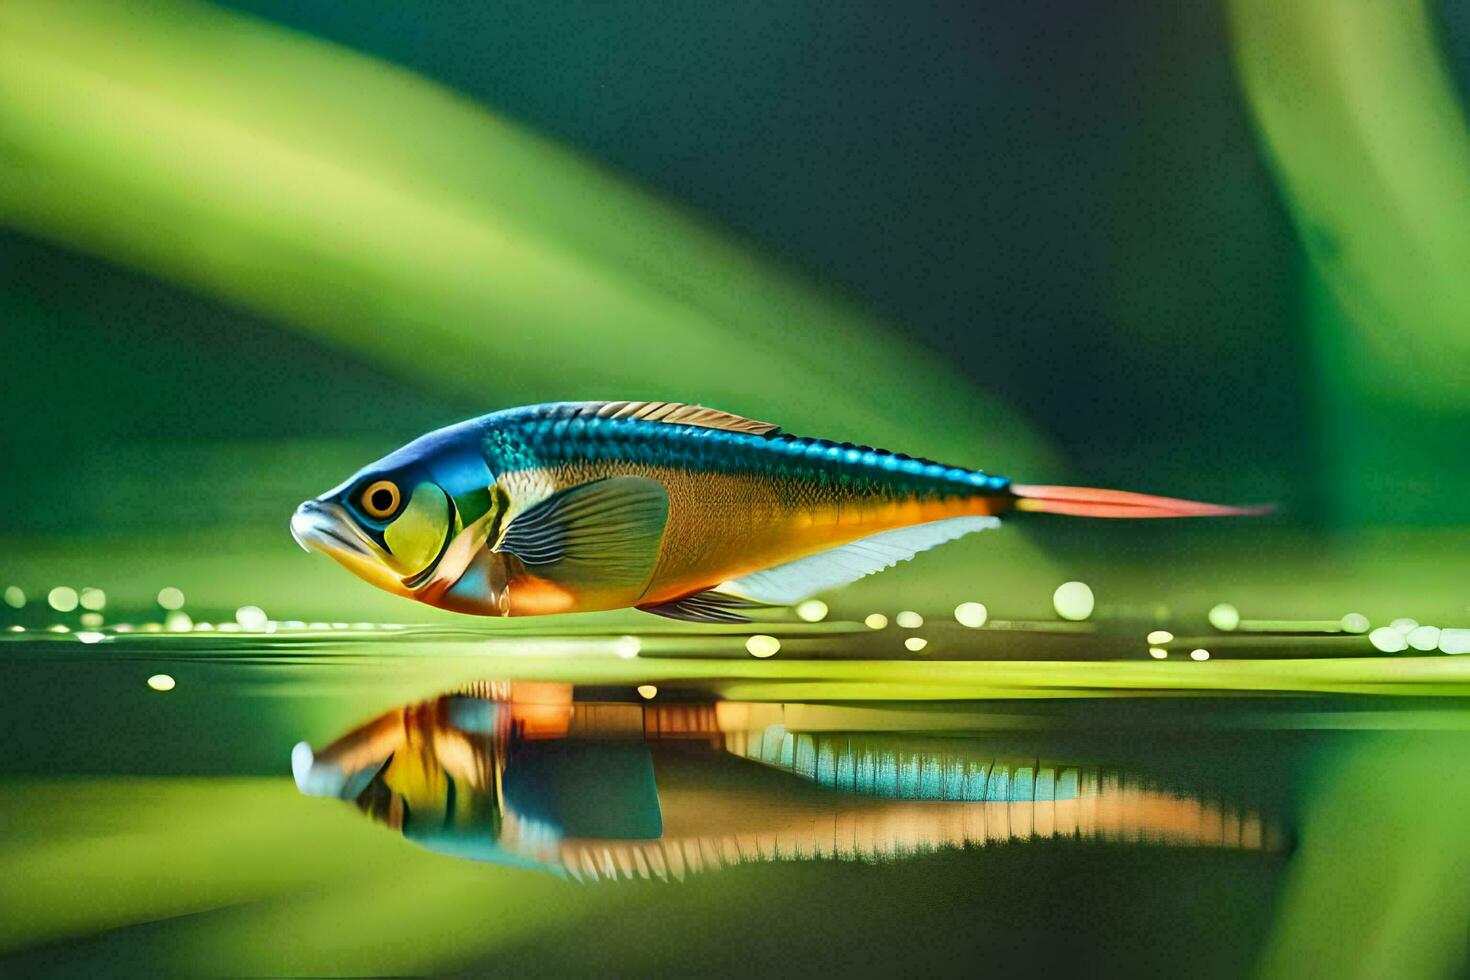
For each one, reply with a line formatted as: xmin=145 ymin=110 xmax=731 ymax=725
xmin=5 ymin=5 xmax=1470 ymax=975
xmin=3 ymin=1 xmax=1469 ymax=624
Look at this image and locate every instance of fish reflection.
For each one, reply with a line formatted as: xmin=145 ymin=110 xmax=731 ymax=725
xmin=294 ymin=683 xmax=1276 ymax=880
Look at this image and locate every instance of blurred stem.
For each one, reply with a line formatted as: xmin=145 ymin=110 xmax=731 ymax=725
xmin=1256 ymin=735 xmax=1470 ymax=979
xmin=1229 ymin=0 xmax=1470 ymax=408
xmin=1230 ymin=0 xmax=1470 ymax=528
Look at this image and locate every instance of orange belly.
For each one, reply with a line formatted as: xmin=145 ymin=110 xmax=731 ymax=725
xmin=497 ymin=462 xmax=1001 ymax=613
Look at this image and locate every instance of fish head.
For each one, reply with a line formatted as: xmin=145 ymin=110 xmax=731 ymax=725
xmin=292 ymin=422 xmax=496 ymax=600
xmin=293 ymin=687 xmax=579 ymax=871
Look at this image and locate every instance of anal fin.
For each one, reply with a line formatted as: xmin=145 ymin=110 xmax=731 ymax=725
xmin=723 ymin=515 xmax=999 ymax=605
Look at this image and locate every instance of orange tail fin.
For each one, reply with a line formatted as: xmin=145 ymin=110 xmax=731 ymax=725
xmin=1010 ymin=484 xmax=1272 ymax=519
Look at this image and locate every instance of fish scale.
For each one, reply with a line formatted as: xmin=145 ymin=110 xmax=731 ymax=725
xmin=475 ymin=405 xmax=1018 ymax=611
xmin=489 ymin=402 xmax=1009 ymax=498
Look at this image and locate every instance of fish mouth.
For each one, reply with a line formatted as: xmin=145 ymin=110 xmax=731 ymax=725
xmin=291 ymin=500 xmax=375 ymax=559
xmin=292 ymin=498 xmax=414 ymax=598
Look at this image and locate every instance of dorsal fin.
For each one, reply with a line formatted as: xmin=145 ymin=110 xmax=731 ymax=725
xmin=574 ymin=401 xmax=780 ymax=436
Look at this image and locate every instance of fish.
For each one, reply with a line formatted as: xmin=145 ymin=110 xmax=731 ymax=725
xmin=292 ymin=682 xmax=1281 ymax=879
xmin=290 ymin=400 xmax=1266 ymax=621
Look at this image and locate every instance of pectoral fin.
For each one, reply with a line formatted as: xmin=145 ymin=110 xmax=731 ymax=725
xmin=497 ymin=477 xmax=670 ymax=592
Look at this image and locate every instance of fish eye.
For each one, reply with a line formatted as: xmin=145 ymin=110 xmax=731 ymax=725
xmin=360 ymin=479 xmax=401 ymax=520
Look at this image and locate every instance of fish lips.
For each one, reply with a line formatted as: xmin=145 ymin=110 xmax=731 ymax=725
xmin=291 ymin=499 xmax=375 ymax=559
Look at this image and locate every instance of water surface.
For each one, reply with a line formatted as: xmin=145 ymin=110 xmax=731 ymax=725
xmin=3 ymin=624 xmax=1468 ymax=977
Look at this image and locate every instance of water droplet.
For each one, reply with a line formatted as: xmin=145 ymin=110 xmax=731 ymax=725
xmin=234 ymin=606 xmax=268 ymax=631
xmin=156 ymin=587 xmax=185 ymax=610
xmin=1146 ymin=630 xmax=1173 ymax=645
xmin=954 ymin=602 xmax=988 ymax=628
xmin=904 ymin=636 xmax=928 ymax=652
xmin=47 ymin=587 xmax=78 ymax=613
xmin=613 ymin=635 xmax=641 ymax=659
xmin=864 ymin=613 xmax=888 ymax=630
xmin=1438 ymin=629 xmax=1470 ymax=655
xmin=4 ymin=586 xmax=26 ymax=609
xmin=795 ymin=599 xmax=829 ymax=623
xmin=745 ymin=634 xmax=780 ymax=658
xmin=1208 ymin=603 xmax=1240 ymax=631
xmin=1148 ymin=647 xmax=1168 ymax=659
xmin=896 ymin=610 xmax=924 ymax=629
xmin=1340 ymin=613 xmax=1370 ymax=634
xmin=636 ymin=684 xmax=657 ymax=700
xmin=1368 ymin=627 xmax=1408 ymax=653
xmin=1406 ymin=625 xmax=1441 ymax=652
xmin=1189 ymin=648 xmax=1210 ymax=661
xmin=79 ymin=587 xmax=106 ymax=611
xmin=1052 ymin=582 xmax=1094 ymax=621
xmin=147 ymin=674 xmax=176 ymax=692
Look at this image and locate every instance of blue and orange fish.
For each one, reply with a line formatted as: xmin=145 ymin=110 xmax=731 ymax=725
xmin=290 ymin=400 xmax=1263 ymax=621
xmin=292 ymin=682 xmax=1276 ymax=876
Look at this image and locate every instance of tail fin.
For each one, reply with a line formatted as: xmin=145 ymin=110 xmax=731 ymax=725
xmin=1011 ymin=484 xmax=1272 ymax=519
